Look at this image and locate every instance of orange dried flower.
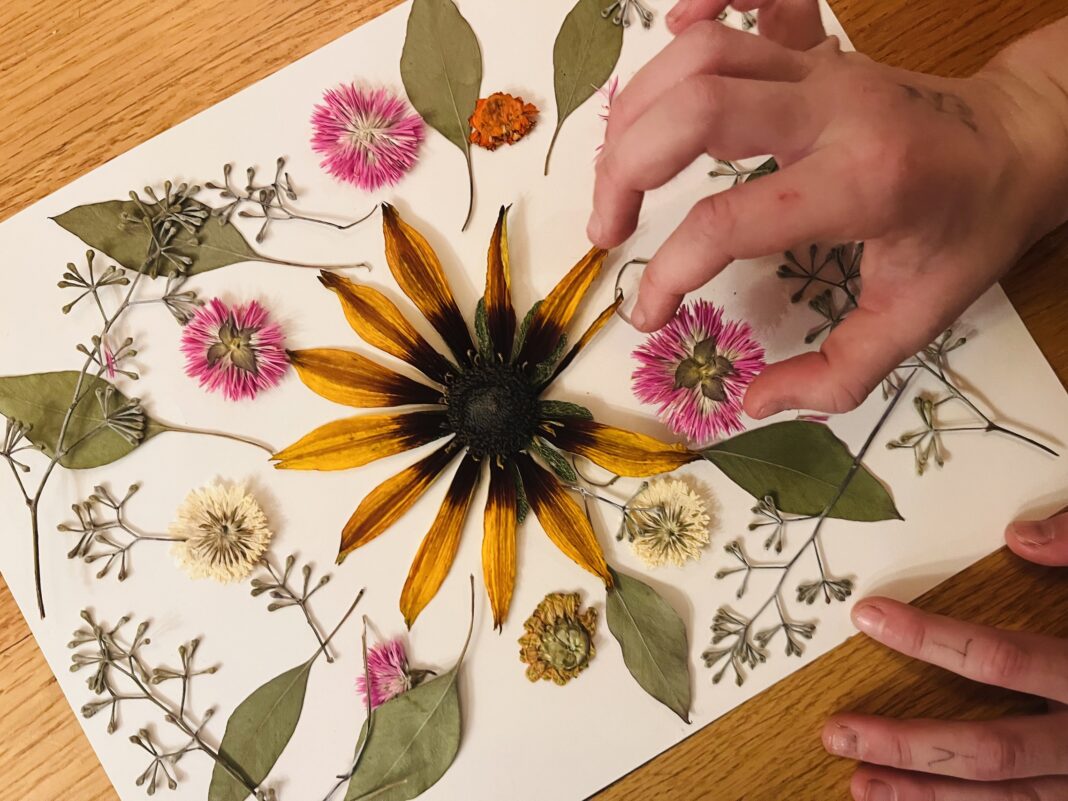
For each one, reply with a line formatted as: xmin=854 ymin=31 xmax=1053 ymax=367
xmin=468 ymin=92 xmax=539 ymax=151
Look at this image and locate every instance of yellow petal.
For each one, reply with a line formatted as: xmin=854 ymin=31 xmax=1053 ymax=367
xmin=517 ymin=246 xmax=607 ymax=368
xmin=515 ymin=454 xmax=611 ymax=586
xmin=271 ymin=410 xmax=446 ymax=471
xmin=543 ymin=291 xmax=622 ymax=387
xmin=545 ymin=419 xmax=698 ymax=477
xmin=484 ymin=206 xmax=516 ymax=359
xmin=289 ymin=348 xmax=441 ymax=408
xmin=338 ymin=441 xmax=458 ymax=561
xmin=318 ymin=271 xmax=454 ymax=384
xmin=399 ymin=454 xmax=481 ymax=628
xmin=382 ymin=203 xmax=474 ymax=363
xmin=482 ymin=460 xmax=518 ymax=630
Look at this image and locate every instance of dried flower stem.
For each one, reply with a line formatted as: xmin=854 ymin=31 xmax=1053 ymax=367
xmin=156 ymin=422 xmax=275 ymax=454
xmin=705 ymin=370 xmax=916 ymax=685
xmin=253 ymin=555 xmax=334 ymax=660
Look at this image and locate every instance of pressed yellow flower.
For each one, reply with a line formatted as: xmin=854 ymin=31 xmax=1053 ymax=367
xmin=273 ymin=204 xmax=697 ymax=629
xmin=518 ymin=592 xmax=597 ymax=685
xmin=625 ymin=478 xmax=712 ymax=568
xmin=169 ymin=482 xmax=272 ymax=582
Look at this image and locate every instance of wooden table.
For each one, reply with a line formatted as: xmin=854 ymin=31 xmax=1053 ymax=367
xmin=2 ymin=1 xmax=1066 ymax=798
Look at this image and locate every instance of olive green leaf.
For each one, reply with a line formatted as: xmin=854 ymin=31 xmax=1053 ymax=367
xmin=532 ymin=438 xmax=579 ymax=484
xmin=474 ymin=298 xmax=493 ymax=360
xmin=744 ymin=157 xmax=779 ymax=183
xmin=208 ymin=659 xmax=315 ymax=801
xmin=606 ymin=567 xmax=691 ymax=723
xmin=400 ymin=0 xmax=482 ymax=231
xmin=702 ymin=420 xmax=901 ymax=521
xmin=0 ymin=371 xmax=165 ymax=469
xmin=537 ymin=399 xmax=594 ymax=421
xmin=53 ymin=199 xmax=258 ymax=277
xmin=344 ymin=583 xmax=474 ymax=801
xmin=544 ymin=0 xmax=624 ymax=175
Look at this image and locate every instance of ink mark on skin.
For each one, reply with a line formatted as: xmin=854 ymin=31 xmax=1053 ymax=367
xmin=929 ymin=746 xmax=977 ymax=768
xmin=932 ymin=637 xmax=973 ymax=660
xmin=899 ymin=84 xmax=979 ymax=133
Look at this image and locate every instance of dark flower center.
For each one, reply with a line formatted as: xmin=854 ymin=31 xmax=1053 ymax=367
xmin=674 ymin=336 xmax=734 ymax=402
xmin=445 ymin=361 xmax=540 ymax=458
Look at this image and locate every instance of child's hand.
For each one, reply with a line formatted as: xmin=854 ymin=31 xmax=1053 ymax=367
xmin=589 ymin=1 xmax=1068 ymax=417
xmin=822 ymin=507 xmax=1068 ymax=801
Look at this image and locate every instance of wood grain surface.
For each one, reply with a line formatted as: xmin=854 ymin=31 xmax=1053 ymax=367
xmin=2 ymin=1 xmax=1067 ymax=800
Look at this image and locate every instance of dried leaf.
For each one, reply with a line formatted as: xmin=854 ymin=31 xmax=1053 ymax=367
xmin=537 ymin=399 xmax=594 ymax=421
xmin=744 ymin=157 xmax=779 ymax=183
xmin=52 ymin=199 xmax=258 ymax=276
xmin=531 ymin=437 xmax=578 ymax=484
xmin=400 ymin=0 xmax=482 ymax=230
xmin=208 ymin=659 xmax=315 ymax=801
xmin=702 ymin=420 xmax=901 ymax=521
xmin=0 ymin=371 xmax=165 ymax=469
xmin=606 ymin=567 xmax=691 ymax=722
xmin=544 ymin=0 xmax=623 ymax=175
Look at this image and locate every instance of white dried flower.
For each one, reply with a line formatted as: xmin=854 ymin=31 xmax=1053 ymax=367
xmin=169 ymin=481 xmax=272 ymax=582
xmin=625 ymin=478 xmax=712 ymax=568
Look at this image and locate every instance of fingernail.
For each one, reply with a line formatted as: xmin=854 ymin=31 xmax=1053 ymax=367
xmin=631 ymin=305 xmax=648 ymax=331
xmin=1012 ymin=519 xmax=1055 ymax=548
xmin=825 ymin=723 xmax=858 ymax=757
xmin=587 ymin=212 xmax=603 ymax=244
xmin=864 ymin=779 xmax=894 ymax=801
xmin=852 ymin=602 xmax=885 ymax=636
xmin=666 ymin=0 xmax=685 ymax=24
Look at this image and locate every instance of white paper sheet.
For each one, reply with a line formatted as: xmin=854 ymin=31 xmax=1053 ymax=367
xmin=2 ymin=3 xmax=1067 ymax=800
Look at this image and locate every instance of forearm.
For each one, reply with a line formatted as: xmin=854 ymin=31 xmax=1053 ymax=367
xmin=981 ymin=15 xmax=1068 ymax=241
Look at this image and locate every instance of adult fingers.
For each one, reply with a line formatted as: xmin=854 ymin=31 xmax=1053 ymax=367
xmin=665 ymin=0 xmax=731 ymax=33
xmin=627 ymin=149 xmax=865 ymax=330
xmin=591 ymin=75 xmax=824 ymax=248
xmin=743 ymin=303 xmax=917 ymax=417
xmin=824 ymin=711 xmax=1068 ymax=780
xmin=1006 ymin=506 xmax=1068 ymax=567
xmin=734 ymin=0 xmax=827 ymax=50
xmin=605 ymin=20 xmax=810 ymax=143
xmin=850 ymin=597 xmax=1068 ymax=705
xmin=851 ymin=765 xmax=1068 ymax=801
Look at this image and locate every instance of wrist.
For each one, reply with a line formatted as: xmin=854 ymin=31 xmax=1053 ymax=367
xmin=978 ymin=28 xmax=1068 ymax=246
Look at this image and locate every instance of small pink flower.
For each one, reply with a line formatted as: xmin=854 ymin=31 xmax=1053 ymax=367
xmin=103 ymin=342 xmax=117 ymax=380
xmin=357 ymin=639 xmax=415 ymax=710
xmin=180 ymin=298 xmax=287 ymax=401
xmin=311 ymin=84 xmax=424 ymax=191
xmin=598 ymin=76 xmax=619 ymax=123
xmin=632 ymin=300 xmax=765 ymax=445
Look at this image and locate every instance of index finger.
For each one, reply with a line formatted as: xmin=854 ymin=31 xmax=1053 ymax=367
xmin=852 ymin=597 xmax=1068 ymax=705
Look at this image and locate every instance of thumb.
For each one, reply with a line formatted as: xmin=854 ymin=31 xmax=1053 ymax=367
xmin=1006 ymin=506 xmax=1068 ymax=567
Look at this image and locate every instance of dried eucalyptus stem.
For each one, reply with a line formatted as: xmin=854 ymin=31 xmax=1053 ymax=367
xmin=777 ymin=243 xmax=862 ymax=343
xmin=205 ymin=158 xmax=376 ymax=243
xmin=252 ymin=555 xmax=334 ymax=660
xmin=704 ymin=370 xmax=916 ymax=685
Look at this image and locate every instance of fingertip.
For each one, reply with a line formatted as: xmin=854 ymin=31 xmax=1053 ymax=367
xmin=1005 ymin=510 xmax=1068 ymax=567
xmin=850 ymin=597 xmax=891 ymax=637
xmin=631 ymin=289 xmax=682 ymax=333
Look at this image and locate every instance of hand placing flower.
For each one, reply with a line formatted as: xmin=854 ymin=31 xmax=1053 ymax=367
xmin=823 ymin=507 xmax=1068 ymax=801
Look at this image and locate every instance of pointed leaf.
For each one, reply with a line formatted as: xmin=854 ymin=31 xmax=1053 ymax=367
xmin=344 ymin=666 xmax=461 ymax=801
xmin=400 ymin=0 xmax=482 ymax=230
xmin=606 ymin=567 xmax=691 ymax=722
xmin=544 ymin=0 xmax=623 ymax=174
xmin=532 ymin=438 xmax=578 ymax=484
xmin=208 ymin=659 xmax=315 ymax=801
xmin=537 ymin=399 xmax=593 ymax=421
xmin=474 ymin=298 xmax=493 ymax=360
xmin=744 ymin=156 xmax=779 ymax=183
xmin=0 ymin=371 xmax=164 ymax=469
xmin=702 ymin=420 xmax=900 ymax=521
xmin=52 ymin=199 xmax=258 ymax=276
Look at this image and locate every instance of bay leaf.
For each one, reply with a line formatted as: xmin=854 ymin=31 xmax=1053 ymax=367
xmin=208 ymin=659 xmax=315 ymax=801
xmin=606 ymin=567 xmax=691 ymax=723
xmin=0 ymin=371 xmax=165 ymax=469
xmin=400 ymin=0 xmax=482 ymax=231
xmin=702 ymin=420 xmax=901 ymax=521
xmin=52 ymin=199 xmax=259 ymax=277
xmin=544 ymin=0 xmax=623 ymax=175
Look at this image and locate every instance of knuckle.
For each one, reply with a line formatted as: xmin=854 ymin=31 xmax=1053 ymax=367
xmin=825 ymin=378 xmax=869 ymax=414
xmin=693 ymin=192 xmax=737 ymax=250
xmin=687 ymin=19 xmax=728 ymax=60
xmin=678 ymin=74 xmax=726 ymax=121
xmin=1007 ymin=787 xmax=1041 ymax=801
xmin=887 ymin=733 xmax=914 ymax=769
xmin=975 ymin=637 xmax=1031 ymax=686
xmin=975 ymin=732 xmax=1023 ymax=780
xmin=893 ymin=616 xmax=927 ymax=657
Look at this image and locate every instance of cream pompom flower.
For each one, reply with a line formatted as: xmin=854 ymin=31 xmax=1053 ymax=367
xmin=169 ymin=482 xmax=272 ymax=582
xmin=623 ymin=478 xmax=713 ymax=568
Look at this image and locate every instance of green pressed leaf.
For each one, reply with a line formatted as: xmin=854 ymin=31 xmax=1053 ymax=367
xmin=208 ymin=659 xmax=315 ymax=801
xmin=474 ymin=298 xmax=493 ymax=360
xmin=513 ymin=462 xmax=530 ymax=524
xmin=344 ymin=661 xmax=464 ymax=800
xmin=511 ymin=301 xmax=542 ymax=363
xmin=52 ymin=199 xmax=258 ymax=276
xmin=532 ymin=438 xmax=578 ymax=484
xmin=744 ymin=157 xmax=779 ymax=183
xmin=544 ymin=0 xmax=624 ymax=175
xmin=537 ymin=399 xmax=594 ymax=421
xmin=0 ymin=371 xmax=164 ymax=469
xmin=702 ymin=420 xmax=901 ymax=521
xmin=400 ymin=0 xmax=482 ymax=231
xmin=606 ymin=568 xmax=691 ymax=723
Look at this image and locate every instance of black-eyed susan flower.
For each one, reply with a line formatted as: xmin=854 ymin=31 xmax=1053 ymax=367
xmin=272 ymin=204 xmax=697 ymax=629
